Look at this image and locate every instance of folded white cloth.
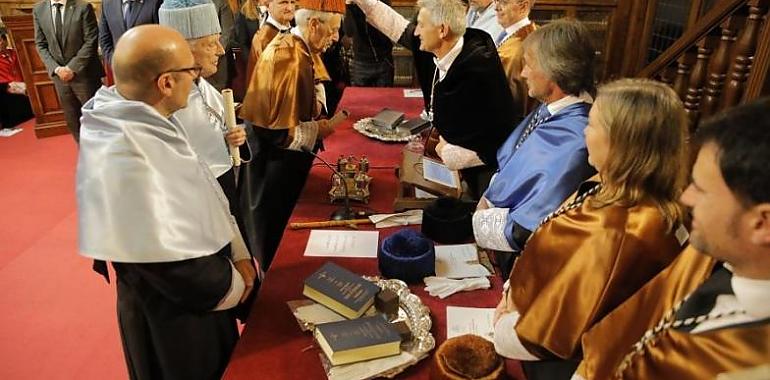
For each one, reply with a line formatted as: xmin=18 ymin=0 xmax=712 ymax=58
xmin=368 ymin=209 xmax=423 ymax=228
xmin=8 ymin=81 xmax=26 ymax=95
xmin=423 ymin=276 xmax=490 ymax=299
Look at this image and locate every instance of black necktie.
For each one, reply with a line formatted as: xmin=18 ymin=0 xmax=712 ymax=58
xmin=124 ymin=0 xmax=136 ymax=28
xmin=674 ymin=265 xmax=733 ymax=332
xmin=54 ymin=3 xmax=64 ymax=46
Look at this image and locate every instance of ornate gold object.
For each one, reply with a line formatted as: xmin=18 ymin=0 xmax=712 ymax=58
xmin=330 ymin=155 xmax=372 ymax=204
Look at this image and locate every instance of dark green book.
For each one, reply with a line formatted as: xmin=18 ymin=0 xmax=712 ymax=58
xmin=314 ymin=315 xmax=401 ymax=365
xmin=303 ymin=262 xmax=380 ymax=319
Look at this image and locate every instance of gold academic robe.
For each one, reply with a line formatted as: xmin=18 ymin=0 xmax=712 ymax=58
xmin=246 ymin=23 xmax=280 ymax=84
xmin=506 ymin=182 xmax=682 ymax=360
xmin=239 ymin=32 xmax=330 ymax=132
xmin=497 ymin=23 xmax=536 ymax=118
xmin=576 ymin=247 xmax=770 ymax=379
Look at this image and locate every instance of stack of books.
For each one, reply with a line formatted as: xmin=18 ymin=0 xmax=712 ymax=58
xmin=304 ymin=262 xmax=404 ymax=365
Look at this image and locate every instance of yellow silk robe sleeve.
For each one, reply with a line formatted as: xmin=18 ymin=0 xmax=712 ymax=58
xmin=240 ymin=33 xmax=327 ymax=130
xmin=577 ymin=247 xmax=770 ymax=380
xmin=507 ymin=195 xmax=682 ymax=360
xmin=497 ymin=24 xmax=535 ymax=119
xmin=246 ymin=24 xmax=279 ymax=84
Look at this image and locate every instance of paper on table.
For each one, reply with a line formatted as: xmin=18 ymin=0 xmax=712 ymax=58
xmin=422 ymin=157 xmax=459 ymax=189
xmin=414 ymin=188 xmax=438 ymax=199
xmin=296 ymin=303 xmax=346 ymax=325
xmin=435 ymin=244 xmax=491 ymax=279
xmin=446 ymin=306 xmax=496 ymax=342
xmin=368 ymin=209 xmax=423 ymax=228
xmin=403 ymin=88 xmax=423 ymax=98
xmin=327 ymin=352 xmax=417 ymax=380
xmin=303 ymin=230 xmax=380 ymax=258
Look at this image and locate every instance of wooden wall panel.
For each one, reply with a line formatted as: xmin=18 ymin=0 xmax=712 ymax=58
xmin=3 ymin=14 xmax=68 ymax=137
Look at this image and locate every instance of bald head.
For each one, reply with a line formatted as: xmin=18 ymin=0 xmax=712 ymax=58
xmin=113 ymin=25 xmax=193 ymax=94
xmin=112 ymin=25 xmax=197 ymax=116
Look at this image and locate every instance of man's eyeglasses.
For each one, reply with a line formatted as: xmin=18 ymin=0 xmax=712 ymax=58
xmin=155 ymin=66 xmax=203 ymax=81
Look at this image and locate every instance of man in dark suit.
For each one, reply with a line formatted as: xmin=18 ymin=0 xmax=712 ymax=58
xmin=99 ymin=0 xmax=163 ymax=64
xmin=33 ymin=0 xmax=103 ymax=142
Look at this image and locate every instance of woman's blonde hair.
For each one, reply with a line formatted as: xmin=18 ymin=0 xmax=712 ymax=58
xmin=241 ymin=0 xmax=260 ymax=21
xmin=590 ymin=78 xmax=688 ymax=230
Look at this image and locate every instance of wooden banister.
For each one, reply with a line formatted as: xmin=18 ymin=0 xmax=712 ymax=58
xmin=636 ymin=0 xmax=770 ymax=130
xmin=639 ymin=0 xmax=748 ymax=78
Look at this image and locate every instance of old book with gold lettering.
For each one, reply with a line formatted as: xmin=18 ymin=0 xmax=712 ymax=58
xmin=303 ymin=262 xmax=380 ymax=319
xmin=314 ymin=315 xmax=401 ymax=365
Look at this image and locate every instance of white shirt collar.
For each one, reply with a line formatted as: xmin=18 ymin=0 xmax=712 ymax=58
xmin=732 ymin=273 xmax=770 ymax=319
xmin=545 ymin=91 xmax=593 ymax=116
xmin=503 ymin=17 xmax=531 ymax=37
xmin=290 ymin=27 xmax=310 ymax=50
xmin=433 ymin=36 xmax=464 ymax=81
xmin=51 ymin=0 xmax=66 ymax=6
xmin=267 ymin=14 xmax=291 ymax=31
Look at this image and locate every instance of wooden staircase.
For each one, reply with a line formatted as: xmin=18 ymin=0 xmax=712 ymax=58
xmin=638 ymin=0 xmax=770 ymax=131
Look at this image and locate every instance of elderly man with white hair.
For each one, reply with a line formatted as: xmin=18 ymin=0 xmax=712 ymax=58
xmin=159 ymin=0 xmax=258 ymax=292
xmin=238 ymin=0 xmax=344 ymax=273
xmin=349 ymin=0 xmax=516 ymax=197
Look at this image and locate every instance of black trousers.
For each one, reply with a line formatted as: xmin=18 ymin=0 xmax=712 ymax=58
xmin=113 ymin=250 xmax=239 ymax=380
xmin=52 ymin=76 xmax=100 ymax=142
xmin=521 ymin=359 xmax=580 ymax=380
xmin=0 ymin=83 xmax=33 ymax=129
xmin=239 ymin=126 xmax=314 ymax=272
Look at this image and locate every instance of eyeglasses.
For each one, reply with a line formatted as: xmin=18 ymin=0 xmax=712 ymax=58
xmin=155 ymin=65 xmax=203 ymax=81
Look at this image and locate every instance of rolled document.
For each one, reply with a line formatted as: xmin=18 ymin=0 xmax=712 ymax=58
xmin=221 ymin=89 xmax=241 ymax=167
xmin=328 ymin=109 xmax=350 ymax=127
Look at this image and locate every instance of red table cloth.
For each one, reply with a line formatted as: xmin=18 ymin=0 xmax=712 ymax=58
xmin=223 ymin=87 xmax=521 ymax=379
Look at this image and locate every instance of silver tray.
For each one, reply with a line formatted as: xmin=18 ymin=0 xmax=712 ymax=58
xmin=353 ymin=117 xmax=415 ymax=142
xmin=290 ymin=277 xmax=435 ymax=380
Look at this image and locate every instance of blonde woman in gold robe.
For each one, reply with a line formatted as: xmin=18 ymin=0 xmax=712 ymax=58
xmin=492 ymin=79 xmax=690 ymax=376
xmin=574 ymin=97 xmax=770 ymax=380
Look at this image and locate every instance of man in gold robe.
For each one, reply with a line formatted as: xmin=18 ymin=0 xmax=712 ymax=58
xmin=574 ymin=98 xmax=770 ymax=380
xmin=238 ymin=0 xmax=343 ymax=272
xmin=493 ymin=0 xmax=535 ymax=118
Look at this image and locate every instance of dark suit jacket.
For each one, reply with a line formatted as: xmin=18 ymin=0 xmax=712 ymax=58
xmin=33 ymin=0 xmax=104 ymax=80
xmin=99 ymin=0 xmax=162 ymax=64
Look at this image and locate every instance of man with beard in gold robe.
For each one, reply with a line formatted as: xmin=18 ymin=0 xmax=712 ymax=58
xmin=238 ymin=0 xmax=343 ymax=273
xmin=573 ymin=98 xmax=770 ymax=380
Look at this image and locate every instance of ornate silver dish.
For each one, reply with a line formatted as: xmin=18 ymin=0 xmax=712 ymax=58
xmin=289 ymin=277 xmax=434 ymax=380
xmin=353 ymin=117 xmax=415 ymax=142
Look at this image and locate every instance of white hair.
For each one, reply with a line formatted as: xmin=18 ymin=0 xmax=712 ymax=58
xmin=294 ymin=8 xmax=333 ymax=29
xmin=416 ymin=0 xmax=467 ymax=37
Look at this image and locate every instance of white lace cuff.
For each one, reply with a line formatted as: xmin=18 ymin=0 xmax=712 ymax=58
xmin=213 ymin=260 xmax=245 ymax=311
xmin=438 ymin=142 xmax=484 ymax=170
xmin=494 ymin=311 xmax=540 ymax=360
xmin=229 ymin=217 xmax=251 ymax=262
xmin=473 ymin=207 xmax=515 ymax=251
xmin=315 ymin=83 xmax=327 ymax=114
xmin=351 ymin=0 xmax=409 ymax=42
xmin=287 ymin=121 xmax=319 ymax=151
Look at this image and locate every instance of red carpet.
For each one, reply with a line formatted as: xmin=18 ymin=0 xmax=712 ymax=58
xmin=0 ymin=122 xmax=127 ymax=379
